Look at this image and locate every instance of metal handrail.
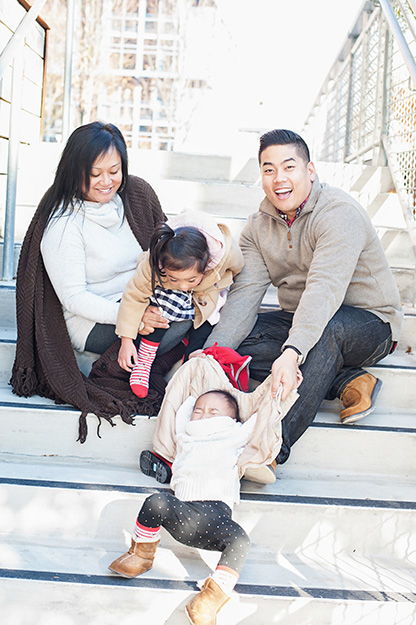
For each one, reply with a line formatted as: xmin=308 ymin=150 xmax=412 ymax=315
xmin=382 ymin=134 xmax=416 ymax=305
xmin=303 ymin=0 xmax=416 ymax=304
xmin=406 ymin=0 xmax=416 ymax=14
xmin=1 ymin=0 xmax=49 ymax=281
xmin=378 ymin=0 xmax=416 ymax=86
xmin=397 ymin=0 xmax=416 ymax=40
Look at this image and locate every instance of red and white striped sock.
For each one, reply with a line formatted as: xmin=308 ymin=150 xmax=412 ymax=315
xmin=130 ymin=338 xmax=160 ymax=398
xmin=133 ymin=520 xmax=161 ymax=543
xmin=210 ymin=565 xmax=239 ymax=596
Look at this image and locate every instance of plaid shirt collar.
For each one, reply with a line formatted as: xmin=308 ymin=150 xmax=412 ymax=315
xmin=277 ymin=195 xmax=309 ymax=227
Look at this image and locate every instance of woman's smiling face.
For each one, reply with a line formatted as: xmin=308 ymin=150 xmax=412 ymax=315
xmin=84 ymin=146 xmax=123 ymax=203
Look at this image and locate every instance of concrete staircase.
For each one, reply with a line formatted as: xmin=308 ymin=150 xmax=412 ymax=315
xmin=1 ymin=149 xmax=416 ymax=624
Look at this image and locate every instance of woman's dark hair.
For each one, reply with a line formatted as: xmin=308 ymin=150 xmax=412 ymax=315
xmin=198 ymin=390 xmax=241 ymax=422
xmin=149 ymin=222 xmax=210 ymax=295
xmin=258 ymin=129 xmax=310 ymax=164
xmin=39 ymin=121 xmax=128 ymax=227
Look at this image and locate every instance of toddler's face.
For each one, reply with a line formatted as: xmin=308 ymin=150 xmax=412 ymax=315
xmin=190 ymin=393 xmax=235 ymax=421
xmin=164 ymin=264 xmax=204 ymax=292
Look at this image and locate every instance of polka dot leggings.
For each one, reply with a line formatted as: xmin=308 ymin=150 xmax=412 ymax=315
xmin=137 ymin=492 xmax=250 ymax=573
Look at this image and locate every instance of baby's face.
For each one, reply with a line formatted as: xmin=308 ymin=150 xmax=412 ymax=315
xmin=190 ymin=393 xmax=235 ymax=421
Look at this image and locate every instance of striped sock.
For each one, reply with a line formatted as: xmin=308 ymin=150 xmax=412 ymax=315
xmin=133 ymin=520 xmax=161 ymax=543
xmin=210 ymin=566 xmax=239 ymax=596
xmin=130 ymin=338 xmax=160 ymax=398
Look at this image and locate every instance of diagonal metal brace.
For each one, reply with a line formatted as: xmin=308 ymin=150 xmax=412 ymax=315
xmin=0 ymin=0 xmax=48 ymax=80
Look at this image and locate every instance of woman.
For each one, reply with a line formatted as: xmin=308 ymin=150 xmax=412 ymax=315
xmin=10 ymin=121 xmax=167 ymax=441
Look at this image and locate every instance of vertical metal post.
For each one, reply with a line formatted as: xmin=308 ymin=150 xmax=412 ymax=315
xmin=2 ymin=44 xmax=24 ymax=281
xmin=62 ymin=0 xmax=75 ymax=140
xmin=370 ymin=12 xmax=384 ymax=165
xmin=344 ymin=57 xmax=354 ymax=162
xmin=132 ymin=81 xmax=142 ymax=148
xmin=136 ymin=0 xmax=146 ymax=147
xmin=377 ymin=14 xmax=390 ymax=166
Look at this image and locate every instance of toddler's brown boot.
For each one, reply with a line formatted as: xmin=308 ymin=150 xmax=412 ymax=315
xmin=185 ymin=577 xmax=229 ymax=625
xmin=108 ymin=538 xmax=159 ymax=578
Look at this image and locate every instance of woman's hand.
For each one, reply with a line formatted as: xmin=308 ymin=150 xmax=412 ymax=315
xmin=118 ymin=337 xmax=138 ymax=371
xmin=139 ymin=305 xmax=170 ymax=335
xmin=271 ymin=350 xmax=303 ymax=401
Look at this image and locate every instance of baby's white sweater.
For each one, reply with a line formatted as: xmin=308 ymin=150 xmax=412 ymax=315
xmin=171 ymin=404 xmax=255 ymax=510
xmin=41 ymin=195 xmax=142 ymax=351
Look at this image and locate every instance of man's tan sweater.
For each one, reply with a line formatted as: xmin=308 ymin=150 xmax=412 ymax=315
xmin=206 ymin=176 xmax=403 ymax=358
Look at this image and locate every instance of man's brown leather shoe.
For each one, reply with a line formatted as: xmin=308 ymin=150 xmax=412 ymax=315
xmin=340 ymin=373 xmax=382 ymax=424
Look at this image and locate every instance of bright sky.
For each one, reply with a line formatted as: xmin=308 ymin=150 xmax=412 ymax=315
xmin=217 ymin=0 xmax=365 ymax=131
xmin=185 ymin=0 xmax=365 ymax=153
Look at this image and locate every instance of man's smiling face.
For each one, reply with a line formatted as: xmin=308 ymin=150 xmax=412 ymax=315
xmin=260 ymin=144 xmax=316 ymax=220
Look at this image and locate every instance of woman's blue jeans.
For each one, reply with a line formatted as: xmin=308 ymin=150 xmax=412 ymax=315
xmin=237 ymin=306 xmax=393 ymax=464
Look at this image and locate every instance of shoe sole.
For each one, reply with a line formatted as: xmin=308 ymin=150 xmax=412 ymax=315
xmin=242 ymin=465 xmax=276 ymax=485
xmin=140 ymin=450 xmax=172 ymax=484
xmin=185 ymin=607 xmax=194 ymax=625
xmin=341 ymin=377 xmax=383 ymax=425
xmin=107 ymin=566 xmax=137 ymax=579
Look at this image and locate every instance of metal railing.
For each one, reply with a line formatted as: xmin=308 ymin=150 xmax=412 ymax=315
xmin=303 ymin=0 xmax=416 ymax=302
xmin=0 ymin=0 xmax=49 ymax=281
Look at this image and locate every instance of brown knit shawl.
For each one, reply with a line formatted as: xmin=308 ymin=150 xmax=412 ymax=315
xmin=10 ymin=175 xmax=166 ymax=442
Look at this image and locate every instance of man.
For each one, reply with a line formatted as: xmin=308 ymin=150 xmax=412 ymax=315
xmin=203 ymin=129 xmax=403 ymax=480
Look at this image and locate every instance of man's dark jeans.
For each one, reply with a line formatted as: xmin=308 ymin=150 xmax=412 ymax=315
xmin=237 ymin=306 xmax=393 ymax=464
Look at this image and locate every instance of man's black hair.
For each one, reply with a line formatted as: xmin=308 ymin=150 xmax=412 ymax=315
xmin=258 ymin=129 xmax=310 ymax=164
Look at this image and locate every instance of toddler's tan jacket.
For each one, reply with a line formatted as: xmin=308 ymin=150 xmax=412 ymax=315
xmin=116 ymin=222 xmax=243 ymax=339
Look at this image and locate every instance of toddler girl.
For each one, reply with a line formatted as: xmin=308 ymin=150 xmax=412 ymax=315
xmin=116 ymin=210 xmax=243 ymax=397
xmin=108 ymin=389 xmax=255 ymax=625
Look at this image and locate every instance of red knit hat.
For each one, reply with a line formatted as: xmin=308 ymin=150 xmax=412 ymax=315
xmin=202 ymin=343 xmax=252 ymax=392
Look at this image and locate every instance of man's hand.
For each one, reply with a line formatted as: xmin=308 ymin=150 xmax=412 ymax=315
xmin=188 ymin=349 xmax=206 ymax=359
xmin=139 ymin=305 xmax=169 ymax=335
xmin=271 ymin=349 xmax=303 ymax=401
xmin=118 ymin=337 xmax=138 ymax=372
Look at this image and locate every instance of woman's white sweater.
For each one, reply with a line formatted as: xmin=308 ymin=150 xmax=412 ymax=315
xmin=40 ymin=195 xmax=142 ymax=351
xmin=171 ymin=397 xmax=255 ymax=510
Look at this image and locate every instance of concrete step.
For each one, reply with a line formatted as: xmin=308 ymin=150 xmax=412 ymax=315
xmin=368 ymin=193 xmax=407 ymax=230
xmin=349 ymin=165 xmax=395 ymax=196
xmin=2 ymin=341 xmax=416 ymax=402
xmin=1 ymin=376 xmax=415 ymax=497
xmin=2 ymin=576 xmax=414 ymax=625
xmin=1 ymin=479 xmax=415 ymax=591
xmin=2 ymin=431 xmax=416 ymax=503
xmin=0 ymin=340 xmax=100 ymax=382
xmin=0 ymin=281 xmax=415 ymax=345
xmin=1 ymin=280 xmax=415 ymax=376
xmin=390 ymin=267 xmax=416 ymax=305
xmin=377 ymin=228 xmax=415 ymax=269
xmin=3 ymin=152 xmax=416 ymax=622
xmin=12 ymin=144 xmax=263 ymax=242
xmin=153 ymin=178 xmax=265 ymax=217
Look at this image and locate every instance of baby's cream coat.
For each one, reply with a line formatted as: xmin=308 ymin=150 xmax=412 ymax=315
xmin=152 ymin=357 xmax=299 ymax=476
